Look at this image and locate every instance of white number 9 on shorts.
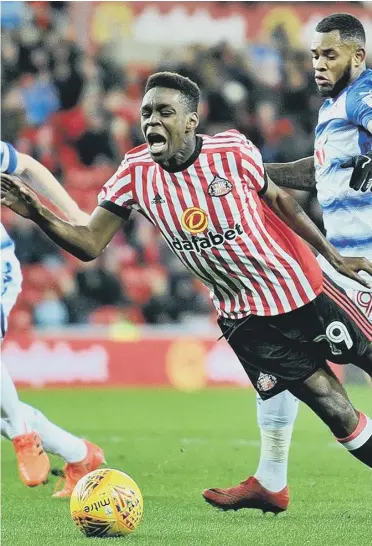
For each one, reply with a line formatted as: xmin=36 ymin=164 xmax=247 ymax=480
xmin=326 ymin=321 xmax=353 ymax=350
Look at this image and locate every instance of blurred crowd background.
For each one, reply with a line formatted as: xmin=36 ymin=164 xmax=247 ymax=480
xmin=1 ymin=1 xmax=370 ymax=332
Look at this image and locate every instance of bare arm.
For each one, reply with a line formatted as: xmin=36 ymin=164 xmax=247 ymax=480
xmin=15 ymin=153 xmax=89 ymax=223
xmin=1 ymin=174 xmax=125 ymax=261
xmin=262 ymin=176 xmax=372 ymax=288
xmin=34 ymin=205 xmax=124 ymax=261
xmin=265 ymin=156 xmax=316 ymax=192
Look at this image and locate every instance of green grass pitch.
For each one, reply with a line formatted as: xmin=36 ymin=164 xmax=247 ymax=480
xmin=1 ymin=387 xmax=371 ymax=546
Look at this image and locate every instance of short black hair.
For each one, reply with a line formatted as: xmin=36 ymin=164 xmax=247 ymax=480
xmin=144 ymin=72 xmax=200 ymax=112
xmin=315 ymin=13 xmax=365 ymax=45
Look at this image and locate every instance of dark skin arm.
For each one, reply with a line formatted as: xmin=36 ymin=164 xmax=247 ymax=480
xmin=2 ymin=173 xmax=371 ymax=288
xmin=262 ymin=176 xmax=372 ymax=288
xmin=0 ymin=174 xmax=124 ymax=261
xmin=265 ymin=156 xmax=316 ymax=192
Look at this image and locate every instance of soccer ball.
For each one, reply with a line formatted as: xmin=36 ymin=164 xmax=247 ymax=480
xmin=70 ymin=468 xmax=143 ymax=538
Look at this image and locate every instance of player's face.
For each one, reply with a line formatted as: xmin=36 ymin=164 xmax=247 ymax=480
xmin=311 ymin=30 xmax=364 ymax=97
xmin=141 ymin=87 xmax=197 ymax=163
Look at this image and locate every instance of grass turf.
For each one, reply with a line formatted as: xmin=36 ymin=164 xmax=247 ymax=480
xmin=1 ymin=387 xmax=371 ymax=546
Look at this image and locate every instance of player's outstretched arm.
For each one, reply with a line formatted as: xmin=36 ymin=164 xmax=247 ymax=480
xmin=264 ymin=157 xmax=316 ymax=192
xmin=1 ymin=174 xmax=123 ymax=262
xmin=15 ymin=152 xmax=89 ymax=223
xmin=262 ymin=175 xmax=372 ymax=288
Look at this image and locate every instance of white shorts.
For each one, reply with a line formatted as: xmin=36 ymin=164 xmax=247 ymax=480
xmin=1 ymin=248 xmax=22 ymax=338
xmin=317 ymin=255 xmax=372 ymax=323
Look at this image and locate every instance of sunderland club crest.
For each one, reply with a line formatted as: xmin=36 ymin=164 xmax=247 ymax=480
xmin=208 ymin=176 xmax=233 ymax=197
xmin=257 ymin=372 xmax=277 ymax=392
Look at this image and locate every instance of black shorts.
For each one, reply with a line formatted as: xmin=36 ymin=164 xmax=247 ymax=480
xmin=218 ymin=276 xmax=372 ymax=400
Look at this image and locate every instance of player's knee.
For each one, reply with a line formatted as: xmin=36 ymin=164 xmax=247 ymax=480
xmin=298 ymin=371 xmax=358 ymax=437
xmin=316 ymin=389 xmax=357 ymax=437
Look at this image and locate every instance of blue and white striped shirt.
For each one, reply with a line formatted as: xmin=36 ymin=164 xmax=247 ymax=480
xmin=315 ymin=69 xmax=372 ymax=259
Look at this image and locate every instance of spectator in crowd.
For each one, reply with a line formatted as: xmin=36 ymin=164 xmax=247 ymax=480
xmin=20 ymin=72 xmax=60 ymax=126
xmin=75 ymin=113 xmax=118 ymax=166
xmin=34 ymin=288 xmax=69 ymax=328
xmin=9 ymin=216 xmax=63 ymax=266
xmin=70 ymin=258 xmax=131 ymax=323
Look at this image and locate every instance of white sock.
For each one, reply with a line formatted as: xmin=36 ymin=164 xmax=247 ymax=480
xmin=254 ymin=391 xmax=299 ymax=492
xmin=1 ymin=363 xmax=28 ymax=438
xmin=20 ymin=403 xmax=88 ymax=463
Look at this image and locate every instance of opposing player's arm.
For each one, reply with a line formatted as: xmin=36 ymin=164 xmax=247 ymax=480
xmin=0 ymin=174 xmax=125 ymax=261
xmin=1 ymin=141 xmax=89 ymax=223
xmin=15 ymin=152 xmax=89 ymax=223
xmin=264 ymin=157 xmax=316 ymax=192
xmin=261 ymin=176 xmax=372 ymax=287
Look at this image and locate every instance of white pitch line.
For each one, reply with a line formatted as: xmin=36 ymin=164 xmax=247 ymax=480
xmin=94 ymin=436 xmax=341 ymax=449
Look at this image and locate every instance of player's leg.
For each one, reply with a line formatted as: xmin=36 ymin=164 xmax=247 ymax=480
xmin=19 ymin=402 xmax=106 ymax=498
xmin=19 ymin=402 xmax=87 ymax=462
xmin=1 ymin=257 xmax=28 ymax=438
xmin=1 ymin=361 xmax=28 ymax=438
xmin=1 ymin=256 xmax=104 ymax=494
xmin=203 ymin=292 xmax=371 ymax=511
xmin=267 ymin=283 xmax=372 ymax=468
xmin=250 ymin=286 xmax=371 ymax=500
xmin=203 ymin=387 xmax=295 ymax=514
xmin=1 ymin=369 xmax=105 ymax=495
xmin=288 ymin=363 xmax=372 ymax=467
xmin=254 ymin=391 xmax=299 ymax=493
xmin=1 ymin=255 xmax=51 ymax=486
xmin=203 ymin=314 xmax=305 ymax=513
xmin=1 ymin=360 xmax=50 ymax=487
xmin=204 ymin=391 xmax=298 ymax=513
xmin=203 ymin=388 xmax=299 ymax=514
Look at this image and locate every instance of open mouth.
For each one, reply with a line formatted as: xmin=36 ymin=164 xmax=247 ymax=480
xmin=315 ymin=76 xmax=330 ymax=84
xmin=147 ymin=133 xmax=167 ymax=154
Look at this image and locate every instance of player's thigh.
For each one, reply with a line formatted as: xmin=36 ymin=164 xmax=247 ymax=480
xmin=288 ymin=363 xmax=358 ymax=437
xmin=217 ymin=313 xmax=319 ymax=400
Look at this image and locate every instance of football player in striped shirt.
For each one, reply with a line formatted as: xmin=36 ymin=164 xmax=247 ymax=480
xmin=1 ymin=141 xmax=105 ymax=496
xmin=204 ymin=13 xmax=372 ymax=514
xmin=2 ymin=71 xmax=372 ymax=509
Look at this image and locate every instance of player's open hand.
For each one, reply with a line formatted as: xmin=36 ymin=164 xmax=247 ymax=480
xmin=332 ymin=256 xmax=372 ymax=289
xmin=1 ymin=173 xmax=42 ymax=219
xmin=341 ymin=151 xmax=372 ymax=192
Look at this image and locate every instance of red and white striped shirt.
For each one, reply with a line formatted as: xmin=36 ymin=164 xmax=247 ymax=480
xmin=98 ymin=130 xmax=323 ymax=319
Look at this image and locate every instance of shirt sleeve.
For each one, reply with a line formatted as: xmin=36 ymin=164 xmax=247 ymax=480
xmin=98 ymin=157 xmax=134 ymax=220
xmin=346 ymin=82 xmax=372 ymax=134
xmin=239 ymin=134 xmax=267 ymax=195
xmin=0 ymin=141 xmax=18 ymax=174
